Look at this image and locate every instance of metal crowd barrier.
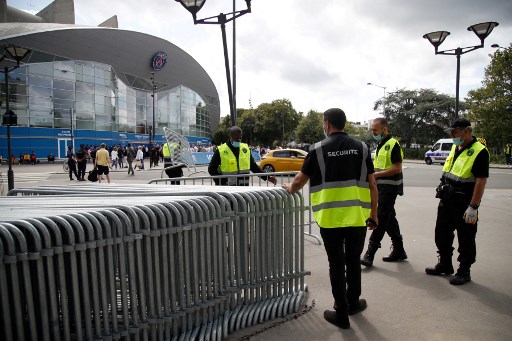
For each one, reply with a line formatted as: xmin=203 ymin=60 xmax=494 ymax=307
xmin=148 ymin=172 xmax=321 ymax=245
xmin=0 ymin=184 xmax=311 ymax=340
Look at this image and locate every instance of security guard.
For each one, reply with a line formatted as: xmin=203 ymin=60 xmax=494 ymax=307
xmin=283 ymin=108 xmax=378 ymax=329
xmin=163 ymin=141 xmax=184 ymax=184
xmin=208 ymin=126 xmax=276 ymax=186
xmin=425 ymin=118 xmax=489 ymax=285
xmin=361 ymin=117 xmax=407 ymax=267
xmin=505 ymin=142 xmax=511 ymax=168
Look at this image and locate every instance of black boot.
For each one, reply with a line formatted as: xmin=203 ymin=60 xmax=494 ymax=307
xmin=323 ymin=310 xmax=350 ymax=329
xmin=382 ymin=243 xmax=408 ymax=262
xmin=425 ymin=256 xmax=454 ymax=275
xmin=450 ymin=271 xmax=471 ymax=285
xmin=450 ymin=264 xmax=471 ymax=285
xmin=361 ymin=244 xmax=378 ymax=267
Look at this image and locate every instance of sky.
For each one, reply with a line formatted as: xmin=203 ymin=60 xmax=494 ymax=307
xmin=8 ymin=0 xmax=512 ymax=124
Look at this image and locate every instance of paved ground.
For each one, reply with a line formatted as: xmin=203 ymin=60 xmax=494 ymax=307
xmin=1 ymin=160 xmax=512 ymax=340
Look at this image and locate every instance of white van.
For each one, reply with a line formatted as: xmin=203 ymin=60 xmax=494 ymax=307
xmin=424 ymin=138 xmax=453 ymax=165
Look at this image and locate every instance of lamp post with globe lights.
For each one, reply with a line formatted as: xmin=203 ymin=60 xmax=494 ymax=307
xmin=174 ymin=0 xmax=251 ymax=127
xmin=423 ymin=22 xmax=499 ymax=119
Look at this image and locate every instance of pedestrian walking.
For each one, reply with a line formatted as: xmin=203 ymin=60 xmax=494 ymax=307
xmin=95 ymin=143 xmax=111 ymax=183
xmin=66 ymin=146 xmax=79 ymax=180
xmin=126 ymin=143 xmax=135 ymax=175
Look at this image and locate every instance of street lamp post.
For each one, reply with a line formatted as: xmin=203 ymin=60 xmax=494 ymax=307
xmin=174 ymin=0 xmax=252 ymax=127
xmin=1 ymin=45 xmax=31 ymax=192
xmin=423 ymin=22 xmax=499 ymax=119
xmin=367 ymin=82 xmax=387 ymax=115
xmin=70 ymin=107 xmax=74 ymax=152
xmin=150 ymin=72 xmax=156 ymax=145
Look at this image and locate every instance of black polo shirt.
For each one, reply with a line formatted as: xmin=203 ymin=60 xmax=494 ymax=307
xmin=302 ymin=132 xmax=374 ymax=187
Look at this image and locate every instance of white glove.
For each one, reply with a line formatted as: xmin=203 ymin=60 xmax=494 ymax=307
xmin=463 ymin=206 xmax=478 ymax=224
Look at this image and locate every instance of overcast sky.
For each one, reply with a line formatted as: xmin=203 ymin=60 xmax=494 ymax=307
xmin=9 ymin=0 xmax=512 ymax=124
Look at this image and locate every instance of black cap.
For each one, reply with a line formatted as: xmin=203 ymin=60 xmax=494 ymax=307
xmin=445 ymin=118 xmax=471 ymax=132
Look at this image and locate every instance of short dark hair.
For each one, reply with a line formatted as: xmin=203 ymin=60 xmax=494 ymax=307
xmin=323 ymin=108 xmax=346 ymax=130
xmin=229 ymin=126 xmax=243 ymax=137
xmin=373 ymin=117 xmax=388 ymax=128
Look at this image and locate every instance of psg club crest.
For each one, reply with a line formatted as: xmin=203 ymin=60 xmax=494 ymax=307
xmin=152 ymin=52 xmax=167 ymax=71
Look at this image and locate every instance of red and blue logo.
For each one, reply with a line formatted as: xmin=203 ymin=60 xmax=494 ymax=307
xmin=152 ymin=52 xmax=167 ymax=71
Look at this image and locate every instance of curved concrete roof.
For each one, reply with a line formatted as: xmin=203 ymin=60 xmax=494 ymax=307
xmin=0 ymin=23 xmax=220 ymax=130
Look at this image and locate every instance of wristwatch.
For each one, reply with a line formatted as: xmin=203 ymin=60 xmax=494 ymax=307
xmin=469 ymin=203 xmax=479 ymax=209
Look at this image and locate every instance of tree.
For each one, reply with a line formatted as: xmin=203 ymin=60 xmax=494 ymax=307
xmin=374 ymin=88 xmax=456 ymax=147
xmin=250 ymin=99 xmax=301 ymax=147
xmin=211 ymin=116 xmax=231 ymax=145
xmin=296 ymin=110 xmax=324 ymax=144
xmin=466 ymin=44 xmax=512 ymax=150
xmin=345 ymin=122 xmax=371 ymax=143
xmin=211 ymin=99 xmax=301 ymax=148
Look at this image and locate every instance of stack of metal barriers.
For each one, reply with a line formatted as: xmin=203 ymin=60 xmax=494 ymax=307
xmin=0 ymin=184 xmax=310 ymax=340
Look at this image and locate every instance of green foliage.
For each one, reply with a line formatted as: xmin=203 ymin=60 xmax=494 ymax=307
xmin=375 ymin=88 xmax=455 ymax=147
xmin=296 ymin=110 xmax=324 ymax=144
xmin=245 ymin=99 xmax=302 ymax=147
xmin=211 ymin=116 xmax=231 ymax=145
xmin=466 ymin=44 xmax=512 ymax=149
xmin=345 ymin=122 xmax=371 ymax=143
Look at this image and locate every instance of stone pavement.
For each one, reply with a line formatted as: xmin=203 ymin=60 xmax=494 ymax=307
xmin=225 ymin=185 xmax=512 ymax=340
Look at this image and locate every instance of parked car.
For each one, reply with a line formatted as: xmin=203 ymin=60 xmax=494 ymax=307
xmin=425 ymin=138 xmax=454 ymax=165
xmin=259 ymin=149 xmax=308 ymax=172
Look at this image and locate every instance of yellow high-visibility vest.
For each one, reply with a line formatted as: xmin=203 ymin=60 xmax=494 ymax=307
xmin=218 ymin=143 xmax=250 ymax=174
xmin=373 ymin=137 xmax=404 ymax=187
xmin=310 ymin=141 xmax=371 ymax=228
xmin=442 ymin=141 xmax=488 ymax=184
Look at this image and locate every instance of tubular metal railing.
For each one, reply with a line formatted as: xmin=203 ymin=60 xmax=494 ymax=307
xmin=0 ymin=184 xmax=311 ymax=340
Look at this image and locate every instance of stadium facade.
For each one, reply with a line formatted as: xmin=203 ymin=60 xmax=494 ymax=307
xmin=0 ymin=0 xmax=220 ymax=159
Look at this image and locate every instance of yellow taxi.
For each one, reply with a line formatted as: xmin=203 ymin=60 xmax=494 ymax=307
xmin=259 ymin=148 xmax=308 ymax=172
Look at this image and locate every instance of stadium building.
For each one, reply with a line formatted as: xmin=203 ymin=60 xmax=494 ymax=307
xmin=0 ymin=0 xmax=220 ymax=159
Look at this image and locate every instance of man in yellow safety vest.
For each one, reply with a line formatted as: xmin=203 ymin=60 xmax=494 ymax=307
xmin=425 ymin=118 xmax=490 ymax=285
xmin=208 ymin=126 xmax=276 ymax=186
xmin=163 ymin=141 xmax=185 ymax=184
xmin=282 ymin=108 xmax=378 ymax=329
xmin=505 ymin=143 xmax=511 ymax=168
xmin=361 ymin=118 xmax=407 ymax=267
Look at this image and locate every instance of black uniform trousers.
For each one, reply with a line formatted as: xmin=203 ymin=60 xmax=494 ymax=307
xmin=77 ymin=160 xmax=87 ymax=180
xmin=164 ymin=158 xmax=183 ymax=185
xmin=368 ymin=190 xmax=403 ymax=248
xmin=320 ymin=226 xmax=367 ymax=315
xmin=435 ymin=197 xmax=477 ymax=269
xmin=68 ymin=162 xmax=78 ymax=180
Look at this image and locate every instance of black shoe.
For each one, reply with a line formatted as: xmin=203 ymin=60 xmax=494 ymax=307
xmin=425 ymin=262 xmax=454 ymax=276
xmin=382 ymin=248 xmax=408 ymax=262
xmin=348 ymin=299 xmax=367 ymax=315
xmin=450 ymin=271 xmax=471 ymax=285
xmin=361 ymin=250 xmax=375 ymax=267
xmin=323 ymin=310 xmax=350 ymax=329
xmin=70 ymin=178 xmax=74 ymax=181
